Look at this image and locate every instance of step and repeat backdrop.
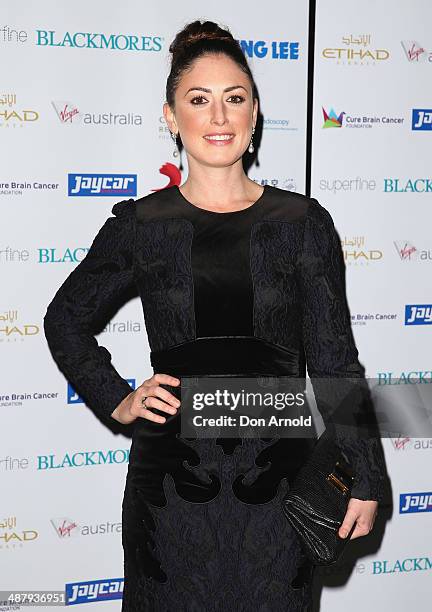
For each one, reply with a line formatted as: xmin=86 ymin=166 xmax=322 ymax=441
xmin=2 ymin=1 xmax=430 ymax=609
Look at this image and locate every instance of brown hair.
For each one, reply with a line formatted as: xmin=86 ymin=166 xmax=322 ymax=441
xmin=166 ymin=19 xmax=258 ymax=110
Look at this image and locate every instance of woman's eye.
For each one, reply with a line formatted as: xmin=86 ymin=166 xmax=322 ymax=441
xmin=190 ymin=96 xmax=207 ymax=105
xmin=228 ymin=95 xmax=245 ymax=104
xmin=190 ymin=94 xmax=246 ymax=105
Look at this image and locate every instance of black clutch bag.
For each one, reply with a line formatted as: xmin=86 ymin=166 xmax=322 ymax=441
xmin=282 ymin=430 xmax=356 ymax=566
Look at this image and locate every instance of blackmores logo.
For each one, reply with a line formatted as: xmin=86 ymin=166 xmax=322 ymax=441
xmin=38 ymin=247 xmax=89 ymax=264
xmin=36 ymin=30 xmax=163 ymax=52
xmin=384 ymin=178 xmax=432 ymax=192
xmin=372 ymin=556 xmax=432 ymax=574
xmin=37 ymin=448 xmax=130 ymax=469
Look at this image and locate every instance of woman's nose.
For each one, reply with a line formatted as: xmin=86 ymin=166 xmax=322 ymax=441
xmin=210 ymin=102 xmax=228 ymax=125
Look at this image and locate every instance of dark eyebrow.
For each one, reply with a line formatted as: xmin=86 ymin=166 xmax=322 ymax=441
xmin=184 ymin=85 xmax=248 ymax=97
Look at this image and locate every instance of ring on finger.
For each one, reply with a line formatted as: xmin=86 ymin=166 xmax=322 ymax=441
xmin=141 ymin=395 xmax=149 ymax=408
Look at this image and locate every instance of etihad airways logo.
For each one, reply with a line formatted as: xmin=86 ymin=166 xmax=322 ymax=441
xmin=0 ymin=93 xmax=39 ymax=127
xmin=322 ymin=34 xmax=390 ymax=64
xmin=0 ymin=309 xmax=39 ymax=340
xmin=340 ymin=235 xmax=383 ymax=265
xmin=0 ymin=515 xmax=38 ymax=549
xmin=36 ymin=30 xmax=163 ymax=51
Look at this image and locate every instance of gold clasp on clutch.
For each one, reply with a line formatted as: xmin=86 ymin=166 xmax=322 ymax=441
xmin=327 ymin=472 xmax=349 ymax=495
xmin=326 ymin=461 xmax=354 ymax=496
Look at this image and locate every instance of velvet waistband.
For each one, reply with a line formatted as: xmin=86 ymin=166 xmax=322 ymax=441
xmin=150 ymin=335 xmax=304 ymax=377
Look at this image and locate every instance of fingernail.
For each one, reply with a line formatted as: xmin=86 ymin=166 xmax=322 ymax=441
xmin=340 ymin=530 xmax=347 ymax=538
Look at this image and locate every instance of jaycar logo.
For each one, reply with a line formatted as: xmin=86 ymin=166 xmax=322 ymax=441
xmin=65 ymin=578 xmax=123 ymax=605
xmin=67 ymin=173 xmax=137 ymax=196
xmin=67 ymin=380 xmax=135 ymax=404
xmin=412 ymin=109 xmax=432 ymax=130
xmin=404 ymin=304 xmax=432 ymax=325
xmin=400 ymin=492 xmax=432 ymax=513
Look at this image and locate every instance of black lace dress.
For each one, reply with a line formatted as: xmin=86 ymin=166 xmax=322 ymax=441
xmin=43 ymin=184 xmax=385 ymax=611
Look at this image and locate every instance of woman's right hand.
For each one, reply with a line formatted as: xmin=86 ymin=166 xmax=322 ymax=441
xmin=110 ymin=373 xmax=181 ymax=425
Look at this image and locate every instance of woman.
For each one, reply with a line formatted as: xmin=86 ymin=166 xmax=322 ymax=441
xmin=44 ymin=20 xmax=385 ymax=611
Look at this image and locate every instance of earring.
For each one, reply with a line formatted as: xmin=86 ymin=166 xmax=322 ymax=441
xmin=248 ymin=126 xmax=255 ymax=154
xmin=171 ymin=131 xmax=179 ymax=157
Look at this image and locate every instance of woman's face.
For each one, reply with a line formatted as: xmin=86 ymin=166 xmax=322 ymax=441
xmin=164 ymin=53 xmax=258 ymax=168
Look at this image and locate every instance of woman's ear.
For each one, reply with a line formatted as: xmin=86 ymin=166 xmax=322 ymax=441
xmin=163 ymin=102 xmax=177 ymax=134
xmin=252 ymin=97 xmax=259 ymax=125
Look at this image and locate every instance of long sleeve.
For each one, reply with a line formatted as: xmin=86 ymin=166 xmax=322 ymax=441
xmin=296 ymin=197 xmax=386 ymax=502
xmin=43 ymin=198 xmax=137 ymax=420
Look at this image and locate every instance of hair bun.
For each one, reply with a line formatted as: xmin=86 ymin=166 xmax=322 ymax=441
xmin=169 ymin=20 xmax=234 ymax=57
xmin=166 ymin=19 xmax=257 ymax=112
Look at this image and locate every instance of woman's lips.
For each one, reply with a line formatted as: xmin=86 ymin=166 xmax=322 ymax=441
xmin=203 ymin=134 xmax=235 ymax=145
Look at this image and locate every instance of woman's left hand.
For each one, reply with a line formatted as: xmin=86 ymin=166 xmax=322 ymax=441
xmin=338 ymin=498 xmax=378 ymax=540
